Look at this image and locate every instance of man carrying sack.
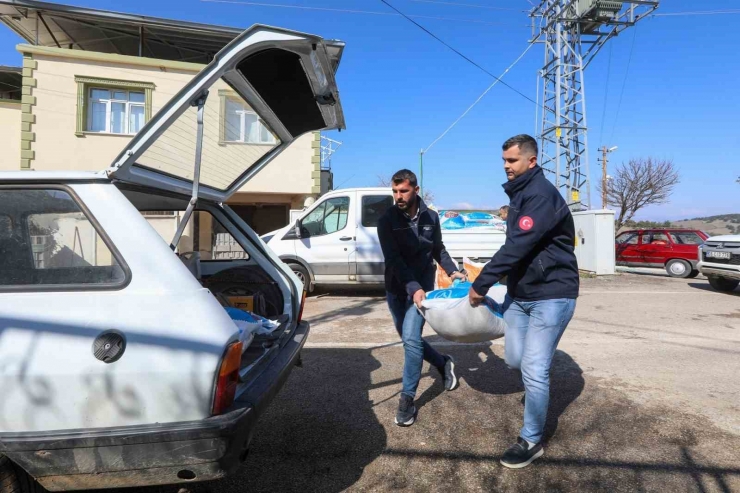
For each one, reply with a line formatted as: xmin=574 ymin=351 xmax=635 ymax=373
xmin=378 ymin=169 xmax=467 ymax=427
xmin=469 ymin=134 xmax=579 ymax=468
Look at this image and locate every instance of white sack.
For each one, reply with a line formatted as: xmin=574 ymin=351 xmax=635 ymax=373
xmin=419 ymin=283 xmax=508 ymax=343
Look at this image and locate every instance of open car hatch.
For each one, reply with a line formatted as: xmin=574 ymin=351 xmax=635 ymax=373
xmin=108 ymin=25 xmax=345 ymax=203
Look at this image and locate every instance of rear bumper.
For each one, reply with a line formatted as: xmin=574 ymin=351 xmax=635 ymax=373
xmin=0 ymin=321 xmax=309 ymax=491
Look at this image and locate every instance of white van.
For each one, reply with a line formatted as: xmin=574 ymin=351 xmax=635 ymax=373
xmin=0 ymin=25 xmax=344 ymax=491
xmin=262 ymin=188 xmax=506 ymax=291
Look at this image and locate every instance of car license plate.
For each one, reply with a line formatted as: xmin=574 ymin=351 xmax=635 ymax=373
xmin=707 ymin=251 xmax=731 ymax=260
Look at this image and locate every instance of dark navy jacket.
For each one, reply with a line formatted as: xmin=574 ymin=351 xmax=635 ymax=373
xmin=378 ymin=198 xmax=458 ymax=298
xmin=472 ymin=166 xmax=579 ymax=301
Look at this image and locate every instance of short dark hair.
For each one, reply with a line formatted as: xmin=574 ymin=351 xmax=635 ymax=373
xmin=502 ymin=134 xmax=538 ymax=156
xmin=499 ymin=205 xmax=510 ymax=212
xmin=392 ymin=169 xmax=418 ymax=187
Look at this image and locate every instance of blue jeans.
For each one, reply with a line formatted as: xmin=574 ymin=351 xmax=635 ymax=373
xmin=503 ymin=296 xmax=576 ymax=444
xmin=387 ymin=292 xmax=446 ymax=399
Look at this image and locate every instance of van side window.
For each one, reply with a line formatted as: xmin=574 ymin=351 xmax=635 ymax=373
xmin=0 ymin=189 xmax=127 ymax=288
xmin=362 ymin=195 xmax=393 ymax=228
xmin=301 ymin=197 xmax=349 ymax=237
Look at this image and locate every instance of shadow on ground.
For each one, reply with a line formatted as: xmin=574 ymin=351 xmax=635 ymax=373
xmin=142 ymin=345 xmax=738 ymax=493
xmin=688 ymin=282 xmax=740 ymax=296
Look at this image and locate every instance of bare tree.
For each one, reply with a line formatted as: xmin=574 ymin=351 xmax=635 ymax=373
xmin=599 ymin=158 xmax=680 ymax=231
xmin=377 ymin=175 xmax=435 ymax=204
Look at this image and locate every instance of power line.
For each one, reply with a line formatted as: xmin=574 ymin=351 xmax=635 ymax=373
xmin=200 ymin=0 xmax=509 ymax=25
xmin=423 ymin=42 xmax=536 ymax=153
xmin=609 ymin=25 xmax=638 ymax=145
xmin=379 ymin=0 xmax=539 ymax=106
xmin=653 ymin=9 xmax=740 ymax=17
xmin=409 ymin=0 xmax=521 ymax=12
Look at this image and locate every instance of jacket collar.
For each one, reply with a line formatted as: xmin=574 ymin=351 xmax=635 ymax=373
xmin=502 ymin=165 xmax=543 ymax=198
xmin=395 ymin=196 xmax=427 ymax=218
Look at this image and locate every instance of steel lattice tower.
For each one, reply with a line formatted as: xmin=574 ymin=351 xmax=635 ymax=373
xmin=530 ymin=1 xmax=658 ymax=210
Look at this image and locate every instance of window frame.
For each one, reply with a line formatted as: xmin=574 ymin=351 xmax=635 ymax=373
xmin=300 ymin=196 xmax=350 ymax=238
xmin=86 ymin=87 xmax=146 ymax=135
xmin=616 ymin=232 xmax=638 ymax=245
xmin=218 ymin=89 xmax=278 ymax=146
xmin=644 ymin=231 xmax=671 ymax=245
xmin=669 ymin=231 xmax=704 ymax=245
xmin=74 ymin=76 xmax=155 ymax=137
xmin=0 ymin=184 xmax=131 ymax=293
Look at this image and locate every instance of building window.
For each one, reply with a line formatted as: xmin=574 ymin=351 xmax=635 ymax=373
xmin=223 ymin=97 xmax=276 ymax=144
xmin=75 ymin=76 xmax=155 ymax=137
xmin=87 ymin=88 xmax=146 ymax=134
xmin=218 ymin=90 xmax=276 ymax=146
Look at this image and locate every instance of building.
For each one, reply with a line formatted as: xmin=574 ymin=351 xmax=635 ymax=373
xmin=0 ymin=0 xmax=334 ymax=235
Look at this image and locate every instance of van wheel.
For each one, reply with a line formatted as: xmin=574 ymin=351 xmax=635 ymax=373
xmin=289 ymin=263 xmax=312 ymax=292
xmin=708 ymin=276 xmax=740 ymax=292
xmin=666 ymin=259 xmax=691 ymax=278
xmin=0 ymin=456 xmax=43 ymax=493
xmin=687 ymin=270 xmax=700 ymax=279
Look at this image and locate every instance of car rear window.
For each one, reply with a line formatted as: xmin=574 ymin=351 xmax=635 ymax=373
xmin=669 ymin=232 xmax=703 ymax=245
xmin=0 ymin=188 xmax=127 ymax=289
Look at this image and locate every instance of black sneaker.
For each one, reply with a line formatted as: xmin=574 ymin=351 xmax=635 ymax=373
xmin=439 ymin=355 xmax=459 ymax=391
xmin=500 ymin=437 xmax=544 ymax=469
xmin=395 ymin=394 xmax=416 ymax=427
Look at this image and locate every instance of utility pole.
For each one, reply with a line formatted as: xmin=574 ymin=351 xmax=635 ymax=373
xmin=529 ymin=1 xmax=658 ymax=210
xmin=599 ymin=145 xmax=617 ymax=209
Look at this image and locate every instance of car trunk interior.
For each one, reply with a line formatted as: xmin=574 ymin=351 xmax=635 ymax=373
xmin=118 ymin=185 xmax=296 ymax=381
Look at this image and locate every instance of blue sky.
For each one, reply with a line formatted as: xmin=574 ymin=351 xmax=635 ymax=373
xmin=1 ymin=0 xmax=738 ymax=220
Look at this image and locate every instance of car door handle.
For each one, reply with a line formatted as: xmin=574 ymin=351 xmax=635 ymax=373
xmin=340 ymin=236 xmax=353 ymax=241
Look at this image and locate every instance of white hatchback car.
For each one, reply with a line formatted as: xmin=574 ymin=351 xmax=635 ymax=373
xmin=0 ymin=25 xmax=344 ymax=491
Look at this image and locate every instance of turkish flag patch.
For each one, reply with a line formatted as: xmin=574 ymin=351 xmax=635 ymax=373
xmin=519 ymin=216 xmax=534 ymax=231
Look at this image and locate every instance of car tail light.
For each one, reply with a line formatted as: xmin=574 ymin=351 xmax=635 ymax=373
xmin=297 ymin=290 xmax=307 ymax=324
xmin=212 ymin=341 xmax=243 ymax=415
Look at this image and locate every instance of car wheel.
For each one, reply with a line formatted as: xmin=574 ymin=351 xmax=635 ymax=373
xmin=289 ymin=263 xmax=312 ymax=292
xmin=0 ymin=455 xmax=44 ymax=493
xmin=666 ymin=259 xmax=691 ymax=278
xmin=708 ymin=276 xmax=740 ymax=292
xmin=687 ymin=270 xmax=700 ymax=279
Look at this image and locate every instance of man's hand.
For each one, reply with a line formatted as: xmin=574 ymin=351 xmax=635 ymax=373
xmin=450 ymin=270 xmax=468 ymax=282
xmin=468 ymin=286 xmax=486 ymax=307
xmin=413 ymin=289 xmax=426 ymax=309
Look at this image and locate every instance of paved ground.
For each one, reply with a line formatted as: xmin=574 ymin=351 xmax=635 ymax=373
xmin=182 ymin=272 xmax=740 ymax=492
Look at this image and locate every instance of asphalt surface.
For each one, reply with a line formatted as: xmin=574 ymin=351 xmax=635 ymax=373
xmin=156 ymin=273 xmax=740 ymax=492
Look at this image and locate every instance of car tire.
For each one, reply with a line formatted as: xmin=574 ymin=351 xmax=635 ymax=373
xmin=0 ymin=456 xmax=43 ymax=493
xmin=288 ymin=263 xmax=312 ymax=292
xmin=708 ymin=276 xmax=740 ymax=292
xmin=666 ymin=259 xmax=691 ymax=278
xmin=687 ymin=270 xmax=700 ymax=279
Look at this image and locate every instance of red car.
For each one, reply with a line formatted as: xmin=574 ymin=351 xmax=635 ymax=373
xmin=615 ymin=229 xmax=709 ymax=278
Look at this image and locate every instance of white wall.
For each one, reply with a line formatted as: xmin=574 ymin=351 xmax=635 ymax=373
xmin=0 ymin=101 xmax=21 ymax=171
